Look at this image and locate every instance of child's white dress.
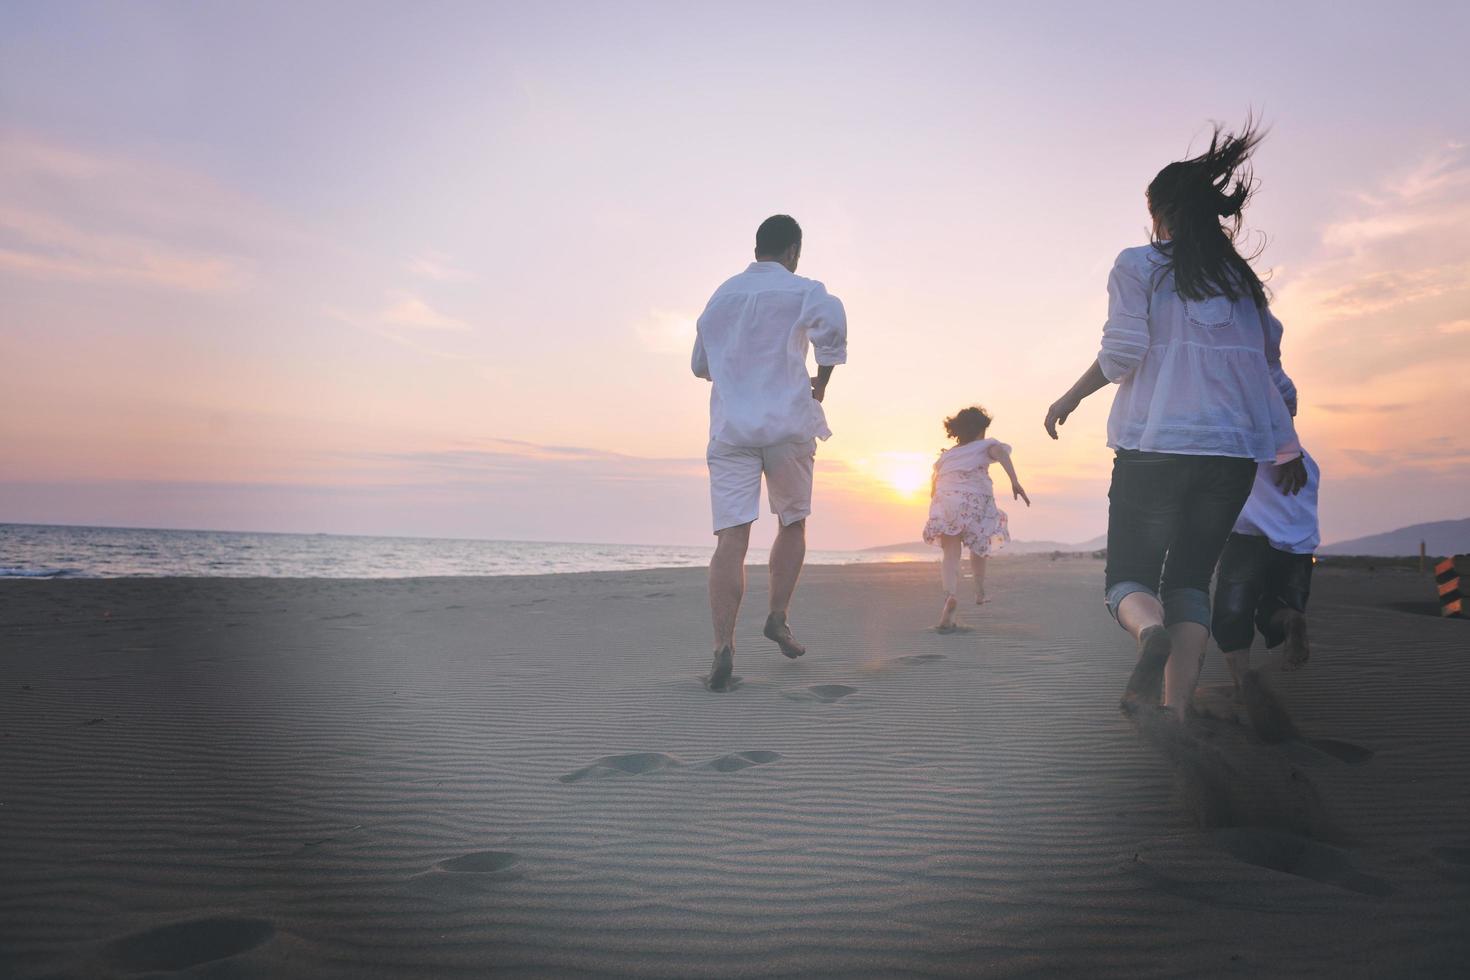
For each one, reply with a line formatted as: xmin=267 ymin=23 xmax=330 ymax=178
xmin=922 ymin=438 xmax=1011 ymax=555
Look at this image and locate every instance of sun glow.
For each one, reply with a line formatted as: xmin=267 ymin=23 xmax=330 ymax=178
xmin=872 ymin=453 xmax=933 ymax=499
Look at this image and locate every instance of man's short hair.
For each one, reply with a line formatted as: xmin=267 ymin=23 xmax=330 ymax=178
xmin=755 ymin=214 xmax=802 ymax=257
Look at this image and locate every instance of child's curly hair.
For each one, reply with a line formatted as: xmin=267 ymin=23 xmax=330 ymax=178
xmin=943 ymin=406 xmax=992 ymax=442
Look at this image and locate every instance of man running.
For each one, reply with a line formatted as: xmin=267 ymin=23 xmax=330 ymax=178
xmin=691 ymin=214 xmax=848 ymax=691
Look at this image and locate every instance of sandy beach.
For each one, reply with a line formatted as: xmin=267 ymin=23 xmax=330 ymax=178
xmin=2 ymin=558 xmax=1467 ymax=978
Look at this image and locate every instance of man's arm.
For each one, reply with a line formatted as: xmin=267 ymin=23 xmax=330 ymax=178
xmin=811 ymin=364 xmax=834 ymax=402
xmin=806 ymin=286 xmax=847 ymax=393
xmin=691 ymin=332 xmax=711 ymax=381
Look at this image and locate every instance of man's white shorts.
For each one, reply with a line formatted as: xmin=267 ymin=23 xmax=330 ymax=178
xmin=707 ymin=438 xmax=817 ymax=533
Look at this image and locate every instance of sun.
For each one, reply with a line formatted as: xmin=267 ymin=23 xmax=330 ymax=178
xmin=878 ymin=455 xmax=933 ymax=498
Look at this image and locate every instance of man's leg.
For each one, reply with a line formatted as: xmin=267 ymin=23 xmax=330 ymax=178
xmin=762 ymin=439 xmax=816 ymax=659
xmin=768 ymin=518 xmax=806 ymax=618
xmin=706 ymin=440 xmax=762 ymax=690
xmin=764 ymin=518 xmax=807 ymax=658
xmin=711 ymin=523 xmax=752 ymax=651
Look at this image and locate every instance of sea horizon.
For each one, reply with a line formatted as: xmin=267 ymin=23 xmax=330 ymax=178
xmin=0 ymin=521 xmax=934 ymax=580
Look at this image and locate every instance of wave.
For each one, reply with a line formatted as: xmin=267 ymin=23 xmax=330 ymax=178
xmin=0 ymin=565 xmax=86 ymax=579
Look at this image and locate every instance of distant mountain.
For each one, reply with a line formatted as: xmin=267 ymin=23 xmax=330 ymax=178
xmin=864 ymin=534 xmax=1107 ymax=556
xmin=1320 ymin=518 xmax=1470 ymax=557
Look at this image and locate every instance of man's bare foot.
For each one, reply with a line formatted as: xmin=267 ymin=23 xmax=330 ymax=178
xmin=1275 ymin=609 xmax=1310 ymax=671
xmin=1120 ymin=625 xmax=1171 ymax=713
xmin=763 ymin=612 xmax=806 ymax=659
xmin=938 ymin=594 xmax=958 ymax=631
xmin=707 ymin=645 xmax=734 ymax=691
xmin=975 ymin=590 xmax=989 ymax=606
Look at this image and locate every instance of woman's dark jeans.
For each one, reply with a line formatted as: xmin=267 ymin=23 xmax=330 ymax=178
xmin=1104 ymin=450 xmax=1257 ymax=630
xmin=1211 ymin=532 xmax=1314 ymax=652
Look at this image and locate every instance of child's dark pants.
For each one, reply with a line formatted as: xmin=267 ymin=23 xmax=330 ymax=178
xmin=1211 ymin=532 xmax=1314 ymax=652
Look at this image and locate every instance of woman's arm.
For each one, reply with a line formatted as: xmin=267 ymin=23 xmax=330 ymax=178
xmin=1043 ymin=360 xmax=1109 ymax=439
xmin=991 ymin=444 xmax=1031 ymax=506
xmin=1045 ymin=251 xmax=1150 ymax=438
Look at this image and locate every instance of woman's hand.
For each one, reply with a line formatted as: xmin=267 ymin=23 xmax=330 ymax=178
xmin=1012 ymin=483 xmax=1031 ymax=507
xmin=1044 ymin=394 xmax=1080 ymax=439
xmin=1274 ymin=456 xmax=1308 ymax=495
xmin=1045 ymin=361 xmax=1110 ymax=439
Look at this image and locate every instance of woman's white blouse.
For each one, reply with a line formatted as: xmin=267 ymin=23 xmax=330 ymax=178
xmin=1098 ymin=245 xmax=1300 ymax=463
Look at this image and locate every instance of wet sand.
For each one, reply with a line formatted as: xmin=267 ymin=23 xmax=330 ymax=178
xmin=2 ymin=559 xmax=1467 ymax=977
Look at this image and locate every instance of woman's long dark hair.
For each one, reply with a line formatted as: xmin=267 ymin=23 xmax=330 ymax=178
xmin=1148 ymin=119 xmax=1269 ymax=307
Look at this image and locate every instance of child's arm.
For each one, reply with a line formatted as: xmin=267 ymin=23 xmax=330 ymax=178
xmin=990 ymin=444 xmax=1031 ymax=506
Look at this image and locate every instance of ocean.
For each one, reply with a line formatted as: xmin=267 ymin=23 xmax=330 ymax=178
xmin=0 ymin=524 xmax=925 ymax=579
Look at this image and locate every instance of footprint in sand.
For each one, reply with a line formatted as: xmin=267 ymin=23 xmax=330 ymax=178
xmin=102 ymin=917 xmax=275 ymax=973
xmin=434 ymin=850 xmax=521 ymax=877
xmin=702 ymin=750 xmax=782 ymax=772
xmin=781 ymin=684 xmax=858 ymax=703
xmin=1213 ymin=828 xmax=1392 ymax=897
xmin=1133 ymin=707 xmax=1338 ymax=840
xmin=559 ymin=752 xmax=683 ymax=783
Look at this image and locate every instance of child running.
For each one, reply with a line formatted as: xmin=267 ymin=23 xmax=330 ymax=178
xmin=922 ymin=406 xmax=1030 ymax=631
xmin=1212 ymin=447 xmax=1320 ymax=690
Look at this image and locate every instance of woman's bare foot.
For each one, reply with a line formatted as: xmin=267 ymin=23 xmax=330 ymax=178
xmin=937 ymin=594 xmax=958 ymax=631
xmin=1275 ymin=609 xmax=1310 ymax=670
xmin=1120 ymin=625 xmax=1172 ymax=712
xmin=763 ymin=612 xmax=806 ymax=659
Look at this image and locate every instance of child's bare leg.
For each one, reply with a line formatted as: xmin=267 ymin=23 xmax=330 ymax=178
xmin=938 ymin=536 xmax=961 ymax=629
xmin=970 ymin=553 xmax=988 ymax=604
xmin=1223 ymin=645 xmax=1251 ymax=693
xmin=1272 ymin=609 xmax=1310 ymax=670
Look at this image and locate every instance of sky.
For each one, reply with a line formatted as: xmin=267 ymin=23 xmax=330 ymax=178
xmin=2 ymin=1 xmax=1467 ymax=551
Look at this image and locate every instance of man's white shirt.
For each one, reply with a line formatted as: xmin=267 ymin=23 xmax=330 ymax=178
xmin=692 ymin=261 xmax=848 ymax=447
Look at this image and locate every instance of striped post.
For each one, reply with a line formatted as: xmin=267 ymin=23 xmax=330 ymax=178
xmin=1435 ymin=556 xmax=1466 ymax=619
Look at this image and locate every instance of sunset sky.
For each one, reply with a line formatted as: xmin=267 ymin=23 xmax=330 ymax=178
xmin=3 ymin=1 xmax=1467 ymax=551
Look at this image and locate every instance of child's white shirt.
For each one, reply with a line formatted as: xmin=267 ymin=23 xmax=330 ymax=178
xmin=932 ymin=438 xmax=1009 ymax=496
xmin=1233 ymin=449 xmax=1320 ymax=554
